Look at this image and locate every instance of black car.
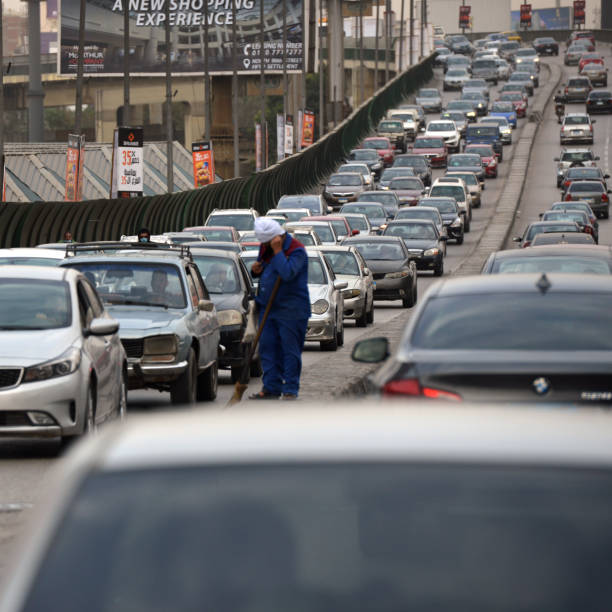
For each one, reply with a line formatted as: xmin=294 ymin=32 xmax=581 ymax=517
xmin=382 ymin=219 xmax=447 ymax=276
xmin=353 ymin=274 xmax=612 ymax=404
xmin=348 ymin=148 xmax=384 ymax=179
xmin=446 ymin=153 xmax=485 ymax=185
xmin=418 ymin=197 xmax=464 ymax=244
xmin=357 ymin=191 xmax=400 ymax=220
xmin=342 ymin=235 xmax=417 ymax=307
xmin=586 ymin=90 xmax=612 ymax=114
xmin=481 ymin=245 xmax=612 ymax=274
xmin=190 ymin=248 xmax=262 ymax=382
xmin=392 ymin=154 xmax=432 ymax=186
xmin=533 ymin=36 xmax=559 ymax=56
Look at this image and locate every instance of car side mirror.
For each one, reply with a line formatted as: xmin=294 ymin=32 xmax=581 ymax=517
xmin=595 ymin=156 xmax=600 ymax=160
xmin=198 ymin=299 xmax=215 ymax=312
xmin=553 ymin=157 xmax=560 ymax=161
xmin=352 ymin=337 xmax=390 ymax=363
xmin=363 ymin=267 xmax=370 ymax=276
xmin=439 ymin=235 xmax=448 ymax=241
xmin=538 ymin=213 xmax=543 ymax=218
xmin=352 ymin=229 xmax=360 ymax=235
xmin=592 ymin=119 xmax=596 ymax=124
xmin=334 ymin=280 xmax=348 ymax=291
xmin=512 ymin=236 xmax=522 ymax=242
xmin=85 ymin=317 xmax=119 ymax=337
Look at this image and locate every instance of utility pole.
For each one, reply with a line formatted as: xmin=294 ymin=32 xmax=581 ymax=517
xmin=384 ymin=0 xmax=390 ymax=83
xmin=374 ymin=0 xmax=379 ymax=91
xmin=399 ymin=0 xmax=404 ymax=71
xmin=204 ymin=0 xmax=211 ymax=140
xmin=74 ymin=0 xmax=86 ymax=134
xmin=301 ymin=0 xmax=306 ymax=113
xmin=318 ymin=0 xmax=324 ymax=138
xmin=409 ymin=0 xmax=413 ymax=66
xmin=232 ymin=0 xmax=239 ymax=177
xmin=419 ymin=0 xmax=424 ymax=58
xmin=165 ymin=0 xmax=174 ymax=193
xmin=461 ymin=0 xmax=465 ymax=36
xmin=0 ymin=0 xmax=4 ymax=186
xmin=260 ymin=0 xmax=266 ymax=168
xmin=282 ymin=0 xmax=287 ymax=120
xmin=359 ymin=0 xmax=364 ymax=104
xmin=123 ymin=0 xmax=130 ymax=126
xmin=27 ymin=0 xmax=44 ymax=141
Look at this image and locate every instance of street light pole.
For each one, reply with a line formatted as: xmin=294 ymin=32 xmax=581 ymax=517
xmin=374 ymin=0 xmax=379 ymax=90
xmin=123 ymin=0 xmax=130 ymax=126
xmin=232 ymin=0 xmax=240 ymax=177
xmin=318 ymin=0 xmax=325 ymax=138
xmin=384 ymin=0 xmax=389 ymax=83
xmin=74 ymin=0 xmax=86 ymax=134
xmin=359 ymin=0 xmax=364 ymax=104
xmin=0 ymin=0 xmax=4 ymax=187
xmin=260 ymin=0 xmax=266 ymax=168
xmin=399 ymin=0 xmax=404 ymax=71
xmin=165 ymin=0 xmax=174 ymax=193
xmin=204 ymin=0 xmax=211 ymax=141
xmin=419 ymin=0 xmax=423 ymax=58
xmin=282 ymin=0 xmax=287 ymax=121
xmin=409 ymin=0 xmax=413 ymax=65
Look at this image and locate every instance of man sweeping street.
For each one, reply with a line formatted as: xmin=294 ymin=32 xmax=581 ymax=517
xmin=249 ymin=218 xmax=310 ymax=400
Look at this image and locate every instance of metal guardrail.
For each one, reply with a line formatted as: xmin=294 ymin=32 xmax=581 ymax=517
xmin=465 ymin=29 xmax=612 ymax=44
xmin=0 ymin=54 xmax=434 ymax=247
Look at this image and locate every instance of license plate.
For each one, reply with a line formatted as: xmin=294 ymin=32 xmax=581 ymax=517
xmin=597 ymin=101 xmax=604 ymax=105
xmin=372 ymin=282 xmax=376 ymax=288
xmin=338 ymin=198 xmax=348 ymax=203
xmin=571 ymin=130 xmax=582 ymax=135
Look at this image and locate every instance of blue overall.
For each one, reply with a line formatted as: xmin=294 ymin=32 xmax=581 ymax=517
xmin=254 ymin=234 xmax=310 ymax=396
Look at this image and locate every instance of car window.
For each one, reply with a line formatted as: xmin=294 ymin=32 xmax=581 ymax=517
xmin=494 ymin=257 xmax=610 ymax=275
xmin=193 ymin=257 xmax=240 ymax=295
xmin=207 ymin=214 xmax=254 ymax=231
xmin=307 ymin=259 xmax=327 ymax=284
xmin=199 ymin=229 xmax=235 ymax=242
xmin=569 ymin=182 xmax=604 ymax=193
xmin=82 ymin=281 xmax=103 ymax=318
xmin=564 ymin=116 xmax=589 ymax=125
xmin=321 ymin=251 xmax=360 ymax=276
xmin=328 ymin=174 xmax=362 ymax=186
xmin=351 ymin=242 xmax=405 ymax=260
xmin=0 ymin=257 xmax=60 ymax=267
xmin=526 ymin=224 xmax=579 ymax=240
xmin=385 ymin=223 xmax=436 ymax=240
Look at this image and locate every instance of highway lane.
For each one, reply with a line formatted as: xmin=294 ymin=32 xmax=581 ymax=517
xmin=0 ymin=58 xmax=556 ymax=583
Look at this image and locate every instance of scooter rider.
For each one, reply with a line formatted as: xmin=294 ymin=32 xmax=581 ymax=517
xmin=554 ymin=90 xmax=565 ymax=123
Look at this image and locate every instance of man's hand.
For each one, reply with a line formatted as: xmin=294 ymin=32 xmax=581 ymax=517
xmin=251 ymin=261 xmax=263 ymax=275
xmin=270 ymin=235 xmax=284 ymax=254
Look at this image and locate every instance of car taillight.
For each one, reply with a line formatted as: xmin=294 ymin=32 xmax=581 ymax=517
xmin=382 ymin=378 xmax=461 ymax=400
xmin=564 ymin=180 xmax=571 ymax=189
xmin=602 ymin=193 xmax=609 ymax=203
xmin=565 ymin=87 xmax=569 ymax=94
xmin=584 ymin=225 xmax=593 ymax=234
xmin=565 ymin=194 xmax=572 ymax=201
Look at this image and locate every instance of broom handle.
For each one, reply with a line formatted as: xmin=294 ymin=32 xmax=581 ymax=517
xmin=247 ymin=275 xmax=282 ymax=364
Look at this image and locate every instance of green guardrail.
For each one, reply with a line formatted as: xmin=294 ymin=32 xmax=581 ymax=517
xmin=0 ymin=54 xmax=434 ymax=247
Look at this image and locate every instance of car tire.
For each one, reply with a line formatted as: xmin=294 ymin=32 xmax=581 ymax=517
xmin=170 ymin=347 xmax=197 ymax=404
xmin=320 ymin=331 xmax=338 ymax=351
xmin=366 ymin=303 xmax=374 ymax=324
xmin=433 ymin=261 xmax=444 ymax=277
xmin=116 ymin=369 xmax=127 ymax=421
xmin=355 ymin=306 xmax=368 ymax=328
xmin=249 ymin=354 xmax=263 ymax=378
xmin=464 ymin=216 xmax=471 ymax=232
xmin=197 ymin=359 xmax=218 ymax=402
xmin=84 ymin=383 xmax=96 ymax=434
xmin=455 ymin=234 xmax=464 ymax=245
xmin=336 ymin=315 xmax=344 ymax=347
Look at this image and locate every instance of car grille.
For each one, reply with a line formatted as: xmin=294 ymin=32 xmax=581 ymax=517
xmin=0 ymin=368 xmax=22 ymax=389
xmin=332 ymin=192 xmax=353 ymax=197
xmin=0 ymin=412 xmax=31 ymax=426
xmin=121 ymin=338 xmax=144 ymax=358
xmin=372 ymin=273 xmax=386 ymax=280
xmin=409 ymin=249 xmax=424 ymax=256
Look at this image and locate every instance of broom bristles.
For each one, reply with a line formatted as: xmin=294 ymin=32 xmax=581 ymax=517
xmin=226 ymin=382 xmax=249 ymax=407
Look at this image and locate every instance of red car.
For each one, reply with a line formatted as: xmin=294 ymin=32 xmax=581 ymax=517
xmin=362 ymin=137 xmax=395 ymax=167
xmin=410 ymin=137 xmax=448 ymax=168
xmin=578 ymin=53 xmax=604 ymax=72
xmin=464 ymin=144 xmax=499 ymax=178
xmin=499 ymin=92 xmax=527 ymax=118
xmin=302 ymin=215 xmax=356 ymax=238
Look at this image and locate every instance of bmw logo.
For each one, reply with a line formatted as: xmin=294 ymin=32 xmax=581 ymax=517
xmin=532 ymin=377 xmax=551 ymax=396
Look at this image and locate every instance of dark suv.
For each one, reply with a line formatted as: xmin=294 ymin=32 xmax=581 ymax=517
xmin=464 ymin=124 xmax=503 ymax=160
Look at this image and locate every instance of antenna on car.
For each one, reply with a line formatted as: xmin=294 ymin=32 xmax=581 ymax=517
xmin=536 ymin=273 xmax=552 ymax=294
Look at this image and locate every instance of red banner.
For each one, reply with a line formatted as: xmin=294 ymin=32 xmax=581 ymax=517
xmin=573 ymin=0 xmax=585 ymax=24
xmin=459 ymin=5 xmax=470 ymax=28
xmin=520 ymin=3 xmax=532 ymax=28
xmin=65 ymin=133 xmax=85 ymax=201
xmin=192 ymin=141 xmax=215 ymax=188
xmin=301 ymin=110 xmax=315 ymax=148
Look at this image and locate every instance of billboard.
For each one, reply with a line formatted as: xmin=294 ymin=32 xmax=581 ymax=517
xmin=112 ymin=127 xmax=144 ymax=197
xmin=573 ymin=0 xmax=585 ymax=25
xmin=458 ymin=5 xmax=470 ymax=29
xmin=59 ymin=0 xmax=304 ymax=75
xmin=511 ymin=7 xmax=570 ymax=30
xmin=192 ymin=140 xmax=215 ymax=186
xmin=519 ymin=3 xmax=532 ymax=28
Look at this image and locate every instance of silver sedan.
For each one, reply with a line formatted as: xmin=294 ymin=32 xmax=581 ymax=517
xmin=0 ymin=267 xmax=126 ymax=444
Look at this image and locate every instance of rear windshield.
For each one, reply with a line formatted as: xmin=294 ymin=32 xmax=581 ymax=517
xmin=560 ymin=151 xmax=594 ymax=162
xmin=568 ymin=78 xmax=590 ymax=87
xmin=564 ymin=116 xmax=589 ymax=125
xmin=526 ymin=224 xmax=579 ymax=240
xmin=569 ymin=182 xmax=604 ymax=193
xmin=411 ymin=293 xmax=612 ymax=350
xmin=430 ymin=185 xmax=465 ymax=201
xmin=207 ymin=214 xmax=254 ymax=231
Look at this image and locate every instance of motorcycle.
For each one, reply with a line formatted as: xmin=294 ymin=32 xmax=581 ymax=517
xmin=555 ymin=100 xmax=565 ymax=124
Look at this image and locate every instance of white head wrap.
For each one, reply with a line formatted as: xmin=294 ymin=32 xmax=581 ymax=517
xmin=254 ymin=217 xmax=284 ymax=243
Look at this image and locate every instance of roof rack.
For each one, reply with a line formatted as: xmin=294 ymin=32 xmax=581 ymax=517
xmin=64 ymin=242 xmax=193 ymax=260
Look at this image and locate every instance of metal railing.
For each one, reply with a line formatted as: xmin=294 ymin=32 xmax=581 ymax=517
xmin=0 ymin=54 xmax=434 ymax=247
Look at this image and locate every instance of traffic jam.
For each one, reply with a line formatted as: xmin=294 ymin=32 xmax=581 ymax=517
xmin=1 ymin=23 xmax=612 ymax=612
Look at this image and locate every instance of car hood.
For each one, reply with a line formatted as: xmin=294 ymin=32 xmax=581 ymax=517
xmin=0 ymin=328 xmax=77 ymax=366
xmin=363 ymin=259 xmax=409 ymax=273
xmin=394 ymin=189 xmax=423 ymax=199
xmin=413 ymin=147 xmax=445 ymax=155
xmin=327 ymin=184 xmax=362 ymax=192
xmin=308 ymin=284 xmax=331 ymax=302
xmin=210 ymin=293 xmax=244 ymax=312
xmin=448 ymin=164 xmax=483 ymax=174
xmin=106 ymin=306 xmax=184 ymax=332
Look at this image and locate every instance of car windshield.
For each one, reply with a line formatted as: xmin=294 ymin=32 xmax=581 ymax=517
xmin=466 ymin=146 xmax=493 ymax=157
xmin=467 ymin=127 xmax=497 ymax=138
xmin=343 ymin=215 xmax=368 ymax=231
xmin=543 ymin=212 xmax=586 ymax=223
xmin=292 ymin=233 xmax=314 ymax=245
xmin=569 ymin=182 xmax=604 ymax=193
xmin=196 ymin=229 xmax=235 ymax=242
xmin=462 ymin=93 xmax=485 ymax=101
xmin=538 ymin=37 xmax=555 ymax=43
xmin=415 ymin=138 xmax=444 ymax=148
xmin=447 ymin=69 xmax=467 ymax=77
xmin=307 ymin=259 xmax=327 ymax=284
xmin=364 ymin=139 xmax=389 ymax=149
xmin=352 ymin=242 xmax=404 ymax=260
xmin=442 ymin=113 xmax=465 ymax=122
xmin=447 ymin=101 xmax=473 ymax=111
xmin=500 ymin=93 xmax=522 ymax=101
xmin=0 ymin=279 xmax=71 ymax=330
xmin=428 ymin=123 xmax=454 ymax=132
xmin=390 ymin=113 xmax=414 ymax=121
xmin=327 ymin=220 xmax=348 ymax=237
xmin=449 ymin=155 xmax=480 ymax=167
xmin=430 ymin=185 xmax=465 ymax=201
xmin=411 ymin=293 xmax=612 ymax=350
xmin=0 ymin=257 xmax=60 ymax=267
xmin=389 ymin=178 xmax=422 ymax=190
xmin=191 ymin=256 xmax=240 ymax=294
xmin=63 ymin=263 xmax=187 ymax=309
xmin=386 ymin=223 xmax=436 ymax=240
xmin=207 ymin=214 xmax=254 ymax=231
xmin=340 ymin=165 xmax=367 ymax=175
xmin=564 ymin=116 xmax=589 ymax=125
xmin=379 ymin=122 xmax=403 ymax=132
xmin=394 ymin=157 xmax=426 ymax=169
xmin=396 ymin=209 xmax=437 ymax=221
xmin=350 ymin=149 xmax=378 ymax=161
xmin=449 ymin=173 xmax=477 ymax=185
xmin=328 ymin=174 xmax=361 ymax=187
xmin=589 ymin=91 xmax=611 ymax=99
xmin=418 ymin=89 xmax=438 ymax=97
xmin=473 ymin=60 xmax=497 ymax=69
xmin=321 ymin=251 xmax=360 ymax=276
xmin=359 ymin=193 xmax=396 ymax=207
xmin=342 ymin=205 xmax=385 ymax=220
xmin=307 ymin=225 xmax=334 ymax=242
xmin=381 ymin=169 xmax=412 ymax=182
xmin=491 ymin=102 xmax=514 ymax=112
xmin=278 ymin=196 xmax=321 ymax=213
xmin=420 ymin=198 xmax=457 ymax=213
xmin=509 ymin=73 xmax=529 ymax=81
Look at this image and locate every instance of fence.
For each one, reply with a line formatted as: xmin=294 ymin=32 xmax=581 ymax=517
xmin=0 ymin=54 xmax=434 ymax=247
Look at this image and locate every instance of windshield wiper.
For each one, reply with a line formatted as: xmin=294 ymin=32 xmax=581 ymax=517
xmin=0 ymin=325 xmax=48 ymax=330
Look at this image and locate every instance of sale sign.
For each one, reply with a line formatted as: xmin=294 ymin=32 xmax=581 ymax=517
xmin=573 ymin=0 xmax=585 ymax=25
xmin=301 ymin=110 xmax=315 ymax=149
xmin=458 ymin=5 xmax=470 ymax=29
xmin=115 ymin=127 xmax=144 ymax=198
xmin=65 ymin=133 xmax=85 ymax=201
xmin=192 ymin=141 xmax=215 ymax=187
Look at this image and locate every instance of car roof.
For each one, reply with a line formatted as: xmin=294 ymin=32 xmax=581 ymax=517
xmin=311 ymin=245 xmax=355 ymax=252
xmin=491 ymin=245 xmax=612 ymax=259
xmin=63 ymin=252 xmax=186 ymax=265
xmin=209 ymin=209 xmax=256 ymax=215
xmin=344 ymin=235 xmax=404 ymax=243
xmin=0 ymin=265 xmax=75 ymax=280
xmin=387 ymin=219 xmax=435 ymax=226
xmin=399 ymin=206 xmax=439 ymax=213
xmin=0 ymin=248 xmax=65 ymax=259
xmin=61 ymin=405 xmax=612 ymax=471
xmin=189 ymin=248 xmax=241 ymax=261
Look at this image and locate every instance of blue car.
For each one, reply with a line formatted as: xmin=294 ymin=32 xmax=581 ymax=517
xmin=490 ymin=102 xmax=517 ymax=128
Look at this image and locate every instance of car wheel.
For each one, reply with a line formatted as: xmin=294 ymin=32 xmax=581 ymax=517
xmin=355 ymin=305 xmax=368 ymax=328
xmin=433 ymin=260 xmax=444 ymax=277
xmin=320 ymin=331 xmax=338 ymax=351
xmin=336 ymin=315 xmax=344 ymax=347
xmin=170 ymin=347 xmax=197 ymax=404
xmin=455 ymin=234 xmax=464 ymax=245
xmin=464 ymin=216 xmax=471 ymax=232
xmin=117 ymin=369 xmax=127 ymax=421
xmin=84 ymin=383 xmax=96 ymax=434
xmin=249 ymin=354 xmax=263 ymax=377
xmin=197 ymin=359 xmax=218 ymax=401
xmin=366 ymin=303 xmax=374 ymax=324
xmin=604 ymin=209 xmax=610 ymax=220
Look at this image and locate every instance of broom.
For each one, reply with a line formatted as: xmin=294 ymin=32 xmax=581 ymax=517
xmin=226 ymin=276 xmax=282 ymax=406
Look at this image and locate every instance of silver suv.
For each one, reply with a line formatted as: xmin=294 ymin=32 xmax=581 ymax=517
xmin=554 ymin=148 xmax=600 ymax=187
xmin=560 ymin=113 xmax=594 ymax=145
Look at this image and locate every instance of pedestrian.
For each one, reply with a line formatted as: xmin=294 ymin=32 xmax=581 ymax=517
xmin=137 ymin=227 xmax=151 ymax=243
xmin=250 ymin=218 xmax=310 ymax=400
xmin=62 ymin=231 xmax=73 ymax=243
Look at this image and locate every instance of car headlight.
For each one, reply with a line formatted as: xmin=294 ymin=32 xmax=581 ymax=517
xmin=216 ymin=309 xmax=244 ymax=327
xmin=385 ymin=270 xmax=410 ymax=279
xmin=23 ymin=347 xmax=81 ymax=383
xmin=342 ymin=289 xmax=361 ymax=298
xmin=451 ymin=217 xmax=463 ymax=227
xmin=380 ymin=185 xmax=389 ymax=190
xmin=311 ymin=299 xmax=330 ymax=315
xmin=143 ymin=334 xmax=178 ymax=363
xmin=424 ymin=248 xmax=440 ymax=256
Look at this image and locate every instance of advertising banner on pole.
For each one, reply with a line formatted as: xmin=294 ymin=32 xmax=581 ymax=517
xmin=1 ymin=157 xmax=5 ymax=203
xmin=115 ymin=127 xmax=144 ymax=198
xmin=59 ymin=0 xmax=304 ymax=76
xmin=192 ymin=140 xmax=215 ymax=186
xmin=301 ymin=109 xmax=315 ymax=148
xmin=276 ymin=113 xmax=285 ymax=161
xmin=573 ymin=0 xmax=585 ymax=25
xmin=458 ymin=5 xmax=470 ymax=29
xmin=520 ymin=3 xmax=532 ymax=28
xmin=284 ymin=114 xmax=294 ymax=156
xmin=255 ymin=123 xmax=263 ymax=171
xmin=65 ymin=133 xmax=85 ymax=201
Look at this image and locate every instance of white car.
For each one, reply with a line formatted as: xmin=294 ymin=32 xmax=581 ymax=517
xmin=0 ymin=266 xmax=126 ymax=444
xmin=205 ymin=208 xmax=260 ymax=237
xmin=266 ymin=207 xmax=312 ymax=223
xmin=424 ymin=120 xmax=461 ymax=153
xmin=0 ymin=248 xmax=65 ymax=266
xmin=443 ymin=68 xmax=471 ymax=91
xmin=430 ymin=176 xmax=473 ymax=231
xmin=387 ymin=110 xmax=418 ymax=140
xmin=560 ymin=113 xmax=594 ymax=145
